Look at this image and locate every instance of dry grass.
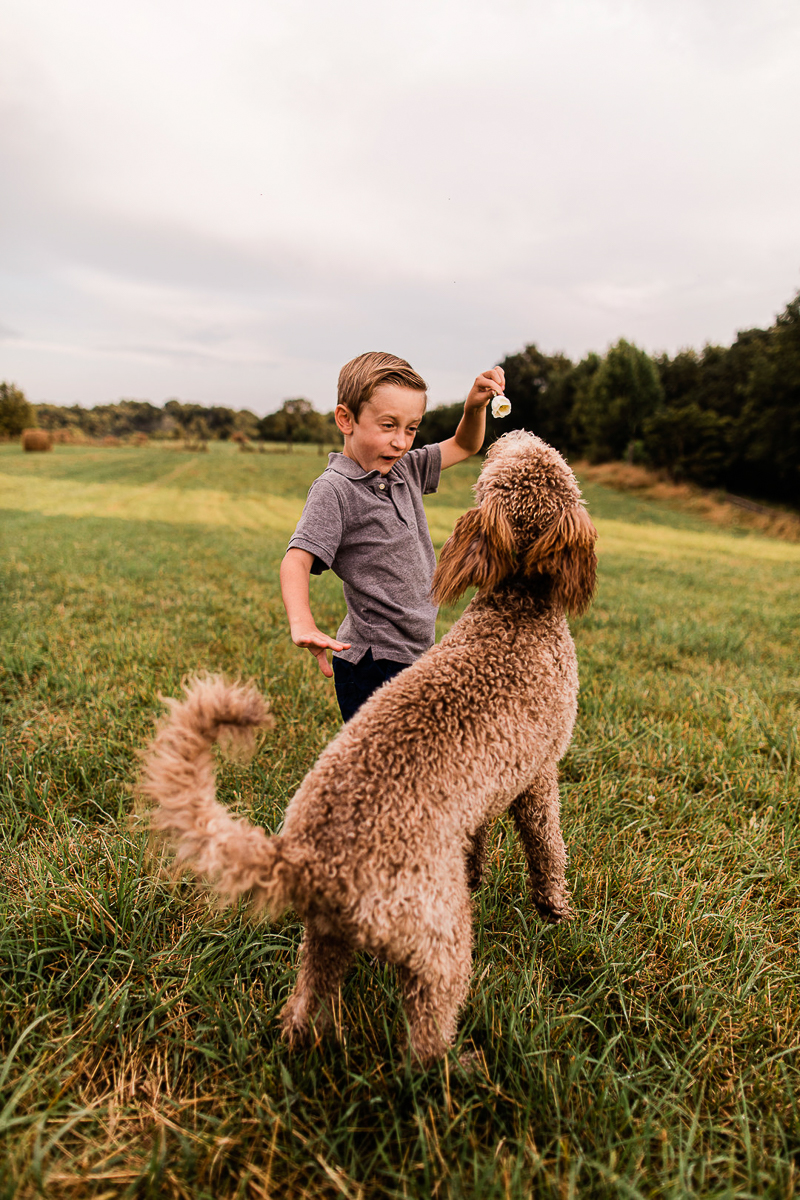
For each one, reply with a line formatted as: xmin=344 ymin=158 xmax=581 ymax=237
xmin=574 ymin=460 xmax=800 ymax=543
xmin=49 ymin=429 xmax=87 ymax=446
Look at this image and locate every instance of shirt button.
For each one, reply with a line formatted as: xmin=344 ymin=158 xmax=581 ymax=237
xmin=378 ymin=483 xmax=386 ymax=490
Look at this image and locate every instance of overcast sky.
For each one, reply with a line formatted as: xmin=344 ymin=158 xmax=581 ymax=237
xmin=2 ymin=0 xmax=799 ymax=415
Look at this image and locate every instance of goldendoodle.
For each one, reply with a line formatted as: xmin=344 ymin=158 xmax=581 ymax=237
xmin=140 ymin=430 xmax=597 ymax=1065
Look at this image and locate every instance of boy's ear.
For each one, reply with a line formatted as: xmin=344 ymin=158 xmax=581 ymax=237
xmin=431 ymin=503 xmax=515 ymax=605
xmin=334 ymin=404 xmax=355 ymax=435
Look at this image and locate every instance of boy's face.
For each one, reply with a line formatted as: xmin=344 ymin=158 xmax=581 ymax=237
xmin=335 ymin=384 xmax=426 ymax=476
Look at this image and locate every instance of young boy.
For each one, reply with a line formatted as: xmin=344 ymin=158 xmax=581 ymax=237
xmin=280 ymin=350 xmax=505 ymax=721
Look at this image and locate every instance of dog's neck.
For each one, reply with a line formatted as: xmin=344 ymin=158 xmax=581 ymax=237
xmin=471 ymin=574 xmax=562 ymax=618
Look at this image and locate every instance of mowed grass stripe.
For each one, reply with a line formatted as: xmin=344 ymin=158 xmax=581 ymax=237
xmin=0 ymin=470 xmax=305 ymax=533
xmin=3 ymin=469 xmax=799 ymax=567
xmin=596 ymin=517 xmax=800 ymax=563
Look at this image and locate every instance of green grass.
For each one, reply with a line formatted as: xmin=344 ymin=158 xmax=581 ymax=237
xmin=1 ymin=440 xmax=799 ymax=1198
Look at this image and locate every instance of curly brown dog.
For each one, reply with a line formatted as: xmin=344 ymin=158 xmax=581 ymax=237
xmin=140 ymin=430 xmax=597 ymax=1065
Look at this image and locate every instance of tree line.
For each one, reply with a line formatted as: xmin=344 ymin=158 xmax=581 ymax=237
xmin=2 ymin=288 xmax=797 ymax=504
xmin=0 ymin=396 xmax=260 ymax=443
xmin=491 ymin=289 xmax=800 ymax=505
xmin=0 ymin=393 xmax=340 ymax=448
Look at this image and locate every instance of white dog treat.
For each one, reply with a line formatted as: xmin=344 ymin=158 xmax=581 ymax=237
xmin=491 ymin=394 xmax=511 ymax=418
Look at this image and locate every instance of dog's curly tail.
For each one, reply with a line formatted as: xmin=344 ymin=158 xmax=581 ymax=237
xmin=139 ymin=674 xmax=297 ymax=919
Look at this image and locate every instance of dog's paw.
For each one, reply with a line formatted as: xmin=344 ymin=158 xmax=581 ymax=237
xmin=280 ymin=996 xmax=339 ymax=1051
xmin=279 ymin=999 xmax=314 ymax=1050
xmin=280 ymin=1018 xmax=312 ymax=1051
xmin=456 ymin=1047 xmax=486 ymax=1076
xmin=533 ymin=897 xmax=575 ymax=924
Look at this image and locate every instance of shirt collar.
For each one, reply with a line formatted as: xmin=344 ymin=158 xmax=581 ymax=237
xmin=326 ymin=452 xmax=406 ymax=488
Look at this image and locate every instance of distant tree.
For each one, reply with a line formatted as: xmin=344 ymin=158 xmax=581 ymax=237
xmin=30 ymin=396 xmax=264 ymax=442
xmin=643 ymin=404 xmax=734 ymax=487
xmin=35 ymin=403 xmax=85 ymax=434
xmin=0 ymin=382 xmax=34 ymax=437
xmin=497 ymin=345 xmax=576 ymax=452
xmin=232 ymin=409 xmax=260 ymax=441
xmin=734 ymin=292 xmax=800 ymax=502
xmin=257 ymin=398 xmax=330 ymax=449
xmin=650 ymin=309 xmax=795 ymax=500
xmin=573 ymin=339 xmax=663 ymax=461
xmin=114 ymin=399 xmax=164 ymax=434
xmin=187 ymin=414 xmax=211 ymax=443
xmin=164 ymin=399 xmax=207 ymax=435
xmin=416 ymin=402 xmax=464 ymax=448
xmin=701 ymin=329 xmax=770 ymax=421
xmin=561 ymin=353 xmax=602 ymax=456
xmin=655 ymin=349 xmax=703 ymax=406
xmin=284 ymin=398 xmax=315 ymax=450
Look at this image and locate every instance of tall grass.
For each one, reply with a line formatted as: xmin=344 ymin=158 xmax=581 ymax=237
xmin=1 ymin=442 xmax=799 ymax=1197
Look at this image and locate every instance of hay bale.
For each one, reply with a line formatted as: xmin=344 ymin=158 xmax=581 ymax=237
xmin=21 ymin=428 xmax=52 ymax=452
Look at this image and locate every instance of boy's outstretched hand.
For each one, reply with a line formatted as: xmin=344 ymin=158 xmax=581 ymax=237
xmin=280 ymin=548 xmax=351 ymax=677
xmin=466 ymin=366 xmax=506 ymax=410
xmin=291 ymin=626 xmax=351 ymax=678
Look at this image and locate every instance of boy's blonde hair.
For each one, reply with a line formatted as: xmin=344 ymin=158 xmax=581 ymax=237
xmin=338 ymin=352 xmax=427 ymax=420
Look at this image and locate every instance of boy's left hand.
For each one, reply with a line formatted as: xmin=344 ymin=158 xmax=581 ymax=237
xmin=466 ymin=367 xmax=506 ymax=410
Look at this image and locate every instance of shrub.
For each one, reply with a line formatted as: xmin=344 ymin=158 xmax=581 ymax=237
xmin=1 ymin=383 xmax=35 ymax=438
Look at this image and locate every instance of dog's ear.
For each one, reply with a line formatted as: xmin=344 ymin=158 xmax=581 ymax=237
xmin=431 ymin=502 xmax=516 ymax=604
xmin=522 ymin=504 xmax=597 ymax=614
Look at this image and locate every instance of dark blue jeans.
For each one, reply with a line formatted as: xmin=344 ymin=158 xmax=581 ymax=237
xmin=332 ymin=648 xmax=408 ymax=723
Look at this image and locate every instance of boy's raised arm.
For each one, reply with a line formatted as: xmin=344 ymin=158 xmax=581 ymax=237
xmin=439 ymin=367 xmax=506 ymax=470
xmin=280 ymin=548 xmax=350 ymax=677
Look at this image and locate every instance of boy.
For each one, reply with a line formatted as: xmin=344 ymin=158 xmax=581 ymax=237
xmin=280 ymin=351 xmax=505 ymax=721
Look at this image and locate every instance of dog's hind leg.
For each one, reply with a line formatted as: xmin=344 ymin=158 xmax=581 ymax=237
xmin=510 ymin=761 xmax=573 ymax=924
xmin=396 ymin=897 xmax=472 ymax=1066
xmin=465 ymin=821 xmax=490 ymax=892
xmin=279 ymin=921 xmax=354 ymax=1049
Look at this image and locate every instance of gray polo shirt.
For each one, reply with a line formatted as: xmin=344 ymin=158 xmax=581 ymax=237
xmin=287 ymin=444 xmax=442 ymax=664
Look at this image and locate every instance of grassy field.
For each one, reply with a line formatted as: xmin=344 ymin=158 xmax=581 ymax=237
xmin=1 ymin=440 xmax=799 ymax=1199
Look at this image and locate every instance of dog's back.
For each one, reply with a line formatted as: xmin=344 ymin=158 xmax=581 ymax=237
xmin=282 ymin=585 xmax=579 ymax=870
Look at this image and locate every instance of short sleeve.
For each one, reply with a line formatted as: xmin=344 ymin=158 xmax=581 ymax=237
xmin=400 ymin=443 xmax=442 ymax=495
xmin=286 ymin=478 xmax=344 ymax=574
